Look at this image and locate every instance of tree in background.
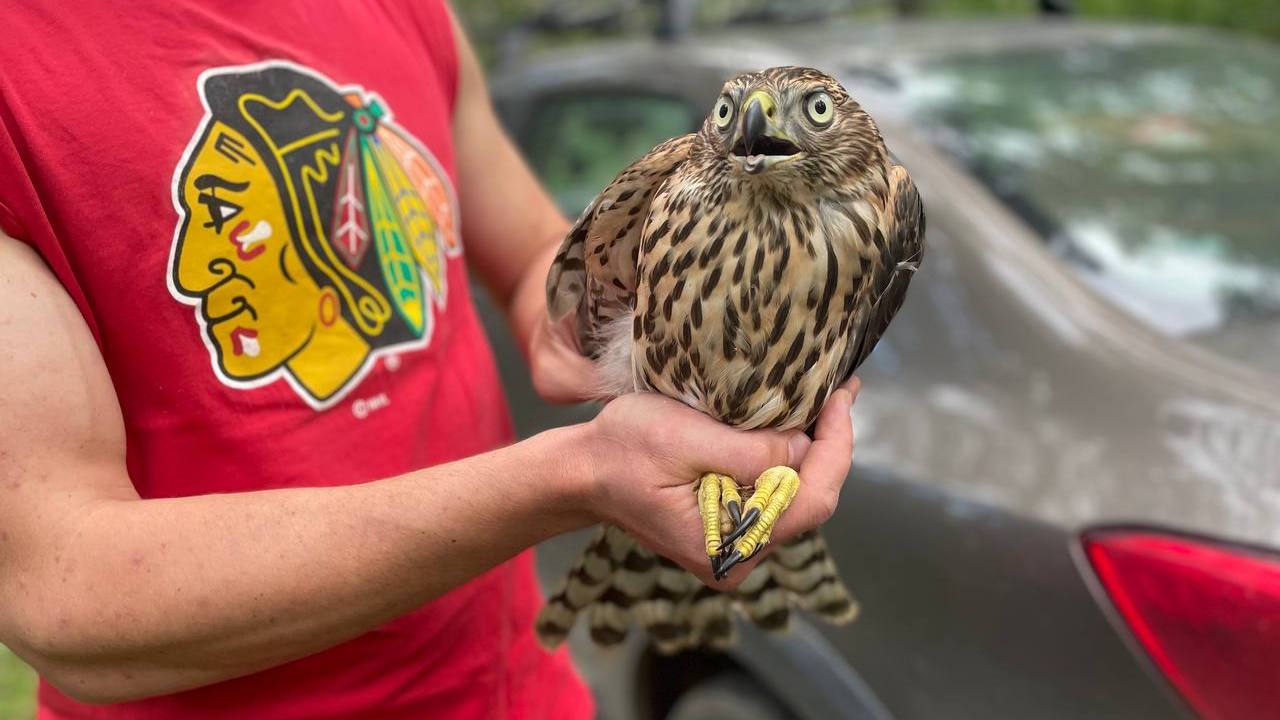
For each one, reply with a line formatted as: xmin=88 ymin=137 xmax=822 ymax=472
xmin=922 ymin=0 xmax=1280 ymax=39
xmin=452 ymin=0 xmax=1280 ymax=69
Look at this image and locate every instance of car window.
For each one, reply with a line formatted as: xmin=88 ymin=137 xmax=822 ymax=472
xmin=522 ymin=93 xmax=697 ymax=215
xmin=890 ymin=39 xmax=1280 ymax=375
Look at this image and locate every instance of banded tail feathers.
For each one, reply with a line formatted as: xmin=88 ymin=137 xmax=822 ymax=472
xmin=536 ymin=525 xmax=857 ymax=654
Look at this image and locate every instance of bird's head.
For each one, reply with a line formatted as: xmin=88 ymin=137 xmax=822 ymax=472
xmin=696 ymin=66 xmax=883 ymax=190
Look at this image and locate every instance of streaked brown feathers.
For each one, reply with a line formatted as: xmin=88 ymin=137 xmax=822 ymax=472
xmin=539 ymin=66 xmax=923 ymax=651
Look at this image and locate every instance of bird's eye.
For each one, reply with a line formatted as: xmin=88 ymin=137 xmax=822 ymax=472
xmin=713 ymin=96 xmax=734 ymax=130
xmin=805 ymin=91 xmax=834 ymax=127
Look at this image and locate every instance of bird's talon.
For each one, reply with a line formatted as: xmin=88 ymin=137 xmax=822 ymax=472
xmin=701 ymin=471 xmax=785 ymax=579
xmin=728 ymin=466 xmax=800 ymax=560
xmin=715 ymin=548 xmax=745 ymax=580
xmin=698 ymin=472 xmax=742 ymax=559
xmin=718 ymin=506 xmax=761 ymax=551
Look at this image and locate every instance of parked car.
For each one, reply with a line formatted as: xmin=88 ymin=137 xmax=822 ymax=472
xmin=475 ymin=14 xmax=1280 ymax=720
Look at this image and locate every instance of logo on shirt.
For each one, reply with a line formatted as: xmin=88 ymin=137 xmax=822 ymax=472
xmin=168 ymin=60 xmax=461 ymax=409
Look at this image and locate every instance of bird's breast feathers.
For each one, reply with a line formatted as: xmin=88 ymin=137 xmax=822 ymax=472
xmin=630 ymin=170 xmax=883 ymax=431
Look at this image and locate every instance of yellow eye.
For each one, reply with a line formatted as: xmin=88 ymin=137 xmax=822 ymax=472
xmin=713 ymin=96 xmax=734 ymax=129
xmin=805 ymin=91 xmax=834 ymax=126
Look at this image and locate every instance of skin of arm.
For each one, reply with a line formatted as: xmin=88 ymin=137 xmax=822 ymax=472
xmin=0 ymin=234 xmax=853 ymax=703
xmin=0 ymin=234 xmax=596 ymax=701
xmin=445 ymin=10 xmax=598 ymax=403
xmin=0 ymin=14 xmax=857 ymax=706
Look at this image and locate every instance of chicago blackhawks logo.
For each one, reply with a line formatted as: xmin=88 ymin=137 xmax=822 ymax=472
xmin=169 ymin=61 xmax=460 ymax=409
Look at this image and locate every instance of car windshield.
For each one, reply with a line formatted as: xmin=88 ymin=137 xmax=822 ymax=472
xmin=891 ymin=37 xmax=1280 ymax=375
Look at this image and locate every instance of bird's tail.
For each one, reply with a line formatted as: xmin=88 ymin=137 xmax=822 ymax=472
xmin=535 ymin=525 xmax=857 ymax=654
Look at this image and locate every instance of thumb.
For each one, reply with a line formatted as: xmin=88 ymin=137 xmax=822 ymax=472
xmin=709 ymin=427 xmax=810 ymax=484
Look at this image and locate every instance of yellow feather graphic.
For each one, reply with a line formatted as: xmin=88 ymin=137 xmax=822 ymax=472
xmin=377 ymin=128 xmax=459 ymax=256
xmin=361 ymin=136 xmax=425 ymax=335
xmin=370 ymin=131 xmax=446 ymax=306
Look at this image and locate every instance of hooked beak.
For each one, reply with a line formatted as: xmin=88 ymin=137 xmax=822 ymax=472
xmin=731 ymin=90 xmax=801 ymax=175
xmin=742 ymin=97 xmax=768 ymax=155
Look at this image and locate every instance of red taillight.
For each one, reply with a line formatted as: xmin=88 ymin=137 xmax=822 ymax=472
xmin=1083 ymin=530 xmax=1280 ymax=720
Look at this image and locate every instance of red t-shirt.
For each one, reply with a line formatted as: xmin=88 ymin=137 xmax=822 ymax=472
xmin=0 ymin=1 xmax=592 ymax=717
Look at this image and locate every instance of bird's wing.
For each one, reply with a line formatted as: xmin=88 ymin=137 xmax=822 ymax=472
xmin=546 ymin=134 xmax=695 ymax=357
xmin=840 ymin=163 xmax=925 ymax=380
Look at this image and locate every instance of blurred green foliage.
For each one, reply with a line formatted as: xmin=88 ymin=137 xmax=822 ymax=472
xmin=925 ymin=0 xmax=1280 ymax=39
xmin=452 ymin=0 xmax=1280 ymax=68
xmin=1 ymin=645 xmax=35 ymax=719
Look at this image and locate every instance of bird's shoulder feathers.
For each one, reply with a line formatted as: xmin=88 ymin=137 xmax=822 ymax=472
xmin=836 ymin=162 xmax=925 ymax=382
xmin=545 ymin=134 xmax=695 ymax=359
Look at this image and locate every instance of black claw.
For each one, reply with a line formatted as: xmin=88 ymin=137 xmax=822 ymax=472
xmin=710 ymin=555 xmax=722 ymax=577
xmin=718 ymin=507 xmax=761 ymax=551
xmin=715 ymin=549 xmax=744 ymax=580
xmin=726 ymin=500 xmax=742 ymax=526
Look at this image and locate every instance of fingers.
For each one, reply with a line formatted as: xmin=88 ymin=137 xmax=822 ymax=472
xmin=771 ymin=385 xmax=856 ymax=542
xmin=596 ymin=381 xmax=862 ymax=590
xmin=707 ymin=429 xmax=808 ymax=483
xmin=602 ymin=390 xmax=814 ymax=485
xmin=699 ymin=378 xmax=858 ymax=485
xmin=545 ymin=310 xmax=581 ymax=352
xmin=530 ymin=320 xmax=602 ymax=404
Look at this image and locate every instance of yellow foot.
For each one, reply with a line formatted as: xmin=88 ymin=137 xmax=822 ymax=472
xmin=697 ymin=473 xmax=742 ymax=573
xmin=714 ymin=466 xmax=800 ymax=580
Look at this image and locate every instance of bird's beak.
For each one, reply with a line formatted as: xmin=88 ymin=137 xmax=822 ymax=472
xmin=742 ymin=92 xmax=770 ymax=155
xmin=731 ymin=90 xmax=801 ymax=175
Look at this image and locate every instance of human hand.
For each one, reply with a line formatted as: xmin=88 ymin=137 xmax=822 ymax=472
xmin=527 ymin=314 xmax=602 ymax=404
xmin=580 ymin=377 xmax=860 ymax=589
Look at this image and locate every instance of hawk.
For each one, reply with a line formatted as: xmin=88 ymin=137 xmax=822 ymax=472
xmin=536 ymin=66 xmax=924 ymax=653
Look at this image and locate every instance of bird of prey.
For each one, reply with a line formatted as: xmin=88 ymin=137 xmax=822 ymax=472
xmin=536 ymin=66 xmax=924 ymax=653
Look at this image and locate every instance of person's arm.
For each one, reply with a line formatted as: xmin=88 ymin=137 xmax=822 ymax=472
xmin=0 ymin=234 xmax=851 ymax=704
xmin=0 ymin=234 xmax=590 ymax=702
xmin=446 ymin=9 xmax=595 ymax=403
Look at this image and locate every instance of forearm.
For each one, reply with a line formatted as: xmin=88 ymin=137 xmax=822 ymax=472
xmin=447 ymin=1 xmax=570 ymax=357
xmin=507 ymin=237 xmax=565 ymax=357
xmin=8 ymin=425 xmax=592 ymax=703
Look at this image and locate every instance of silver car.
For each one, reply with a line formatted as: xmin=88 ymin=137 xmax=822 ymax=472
xmin=477 ymin=15 xmax=1280 ymax=720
